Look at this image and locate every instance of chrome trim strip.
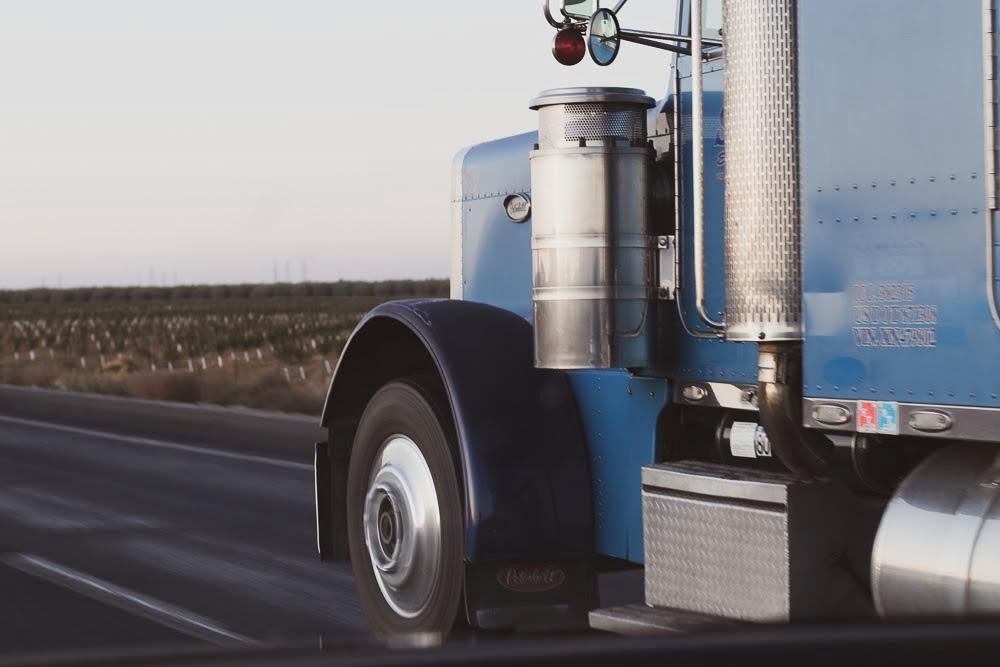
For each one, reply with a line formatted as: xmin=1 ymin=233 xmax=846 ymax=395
xmin=803 ymin=398 xmax=1000 ymax=443
xmin=657 ymin=235 xmax=677 ymax=300
xmin=984 ymin=0 xmax=1000 ymax=329
xmin=532 ymin=233 xmax=654 ymax=250
xmin=672 ymin=52 xmax=719 ymax=339
xmin=642 ymin=462 xmax=794 ymax=506
xmin=533 ymin=285 xmax=656 ymax=301
xmin=672 ymin=62 xmax=682 ymax=291
xmin=986 ymin=0 xmax=997 ymax=210
xmin=692 ymin=0 xmax=726 ymax=331
xmin=675 ymin=381 xmax=759 ymax=411
xmin=450 ymin=145 xmax=474 ymax=301
xmin=984 ymin=208 xmax=999 ymax=330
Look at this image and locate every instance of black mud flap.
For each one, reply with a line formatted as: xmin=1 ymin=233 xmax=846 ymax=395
xmin=464 ymin=560 xmax=598 ymax=631
xmin=315 ymin=440 xmax=350 ymax=562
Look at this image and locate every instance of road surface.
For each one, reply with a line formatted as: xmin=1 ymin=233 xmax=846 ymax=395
xmin=0 ymin=387 xmax=644 ymax=662
xmin=0 ymin=410 xmax=365 ymax=657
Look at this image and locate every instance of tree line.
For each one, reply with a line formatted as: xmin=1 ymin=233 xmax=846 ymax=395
xmin=0 ymin=280 xmax=450 ymax=305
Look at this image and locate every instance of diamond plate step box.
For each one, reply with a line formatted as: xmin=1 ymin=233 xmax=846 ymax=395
xmin=642 ymin=462 xmax=854 ymax=622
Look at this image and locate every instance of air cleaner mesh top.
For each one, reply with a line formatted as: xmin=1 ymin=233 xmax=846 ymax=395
xmin=531 ymin=87 xmax=655 ymax=150
xmin=562 ymin=104 xmax=647 ymax=144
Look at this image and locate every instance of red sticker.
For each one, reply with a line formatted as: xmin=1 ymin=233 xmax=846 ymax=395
xmin=857 ymin=401 xmax=878 ymax=433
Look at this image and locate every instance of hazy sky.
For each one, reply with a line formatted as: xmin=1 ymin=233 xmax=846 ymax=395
xmin=0 ymin=1 xmax=678 ymax=288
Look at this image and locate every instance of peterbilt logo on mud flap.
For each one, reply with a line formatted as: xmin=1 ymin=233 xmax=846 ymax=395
xmin=496 ymin=565 xmax=566 ymax=593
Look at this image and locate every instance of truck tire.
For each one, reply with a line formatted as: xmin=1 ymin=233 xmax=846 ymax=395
xmin=346 ymin=378 xmax=464 ymax=638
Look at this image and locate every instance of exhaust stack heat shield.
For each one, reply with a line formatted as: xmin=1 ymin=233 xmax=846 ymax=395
xmin=723 ymin=0 xmax=803 ymax=341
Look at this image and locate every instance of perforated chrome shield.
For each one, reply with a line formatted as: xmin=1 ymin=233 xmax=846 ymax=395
xmin=562 ymin=104 xmax=647 ymax=145
xmin=723 ymin=0 xmax=803 ymax=341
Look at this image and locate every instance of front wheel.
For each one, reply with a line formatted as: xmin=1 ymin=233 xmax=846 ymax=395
xmin=346 ymin=378 xmax=464 ymax=638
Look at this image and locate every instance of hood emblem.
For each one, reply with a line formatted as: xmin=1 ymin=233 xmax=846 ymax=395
xmin=503 ymin=194 xmax=532 ymax=223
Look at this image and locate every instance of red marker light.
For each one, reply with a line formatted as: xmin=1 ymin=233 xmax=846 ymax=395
xmin=552 ymin=29 xmax=586 ymax=66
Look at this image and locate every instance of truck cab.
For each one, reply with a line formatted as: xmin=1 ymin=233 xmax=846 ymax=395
xmin=316 ymin=0 xmax=1000 ymax=638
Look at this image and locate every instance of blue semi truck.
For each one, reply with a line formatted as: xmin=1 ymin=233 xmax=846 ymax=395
xmin=314 ymin=0 xmax=1000 ymax=637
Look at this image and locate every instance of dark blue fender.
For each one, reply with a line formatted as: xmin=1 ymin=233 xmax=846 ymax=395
xmin=320 ymin=299 xmax=594 ymax=565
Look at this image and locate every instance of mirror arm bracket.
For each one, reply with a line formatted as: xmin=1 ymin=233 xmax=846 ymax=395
xmin=620 ymin=29 xmax=722 ymax=48
xmin=618 ymin=30 xmax=723 ymax=59
xmin=543 ymin=0 xmax=571 ymax=29
xmin=619 ymin=33 xmax=691 ymax=56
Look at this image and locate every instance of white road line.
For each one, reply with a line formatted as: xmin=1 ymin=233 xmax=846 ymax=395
xmin=3 ymin=554 xmax=256 ymax=645
xmin=0 ymin=414 xmax=312 ymax=472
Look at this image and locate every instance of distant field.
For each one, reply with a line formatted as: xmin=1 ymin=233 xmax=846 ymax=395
xmin=0 ymin=280 xmax=448 ymax=416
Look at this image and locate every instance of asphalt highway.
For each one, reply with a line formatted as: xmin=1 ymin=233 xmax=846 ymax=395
xmin=0 ymin=387 xmax=646 ymax=663
xmin=0 ymin=411 xmax=366 ymax=657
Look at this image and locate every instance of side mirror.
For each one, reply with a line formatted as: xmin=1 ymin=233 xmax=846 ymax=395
xmin=562 ymin=0 xmax=598 ymax=19
xmin=588 ymin=8 xmax=621 ymax=66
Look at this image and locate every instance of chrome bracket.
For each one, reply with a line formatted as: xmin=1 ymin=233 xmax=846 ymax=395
xmin=658 ymin=235 xmax=677 ymax=300
xmin=985 ymin=0 xmax=997 ymax=210
xmin=983 ymin=0 xmax=1000 ymax=332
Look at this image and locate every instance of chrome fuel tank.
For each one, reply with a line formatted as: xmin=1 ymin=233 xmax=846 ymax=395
xmin=873 ymin=444 xmax=1000 ymax=617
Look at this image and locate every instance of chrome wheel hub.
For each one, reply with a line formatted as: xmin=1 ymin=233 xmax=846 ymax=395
xmin=363 ymin=435 xmax=441 ymax=618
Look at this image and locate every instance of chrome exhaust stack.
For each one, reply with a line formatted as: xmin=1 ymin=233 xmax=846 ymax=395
xmin=722 ymin=0 xmax=803 ymax=343
xmin=721 ymin=0 xmax=828 ymax=477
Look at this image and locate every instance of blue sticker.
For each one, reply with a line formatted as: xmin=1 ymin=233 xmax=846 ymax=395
xmin=877 ymin=402 xmax=900 ymax=436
